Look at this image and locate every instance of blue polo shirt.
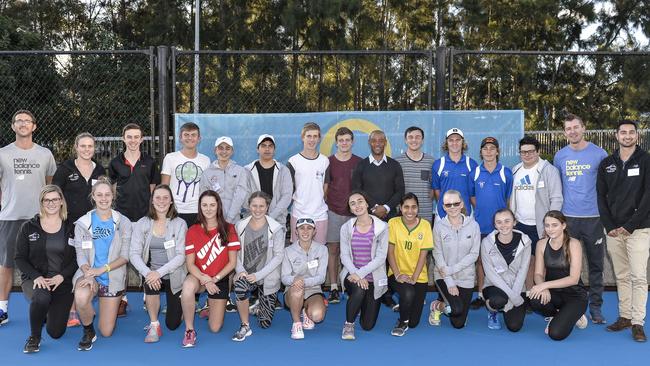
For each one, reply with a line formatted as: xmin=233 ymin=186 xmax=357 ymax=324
xmin=431 ymin=154 xmax=478 ymax=217
xmin=471 ymin=163 xmax=514 ymax=234
xmin=553 ymin=142 xmax=607 ymax=217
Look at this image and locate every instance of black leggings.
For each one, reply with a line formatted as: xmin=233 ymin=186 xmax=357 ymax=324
xmin=435 ymin=279 xmax=473 ymax=329
xmin=233 ymin=278 xmax=278 ymax=329
xmin=22 ymin=281 xmax=74 ymax=339
xmin=388 ymin=276 xmax=427 ymax=328
xmin=144 ymin=278 xmax=182 ymax=330
xmin=344 ymin=277 xmax=381 ymax=330
xmin=482 ymin=286 xmax=526 ymax=332
xmin=530 ymin=289 xmax=587 ymax=341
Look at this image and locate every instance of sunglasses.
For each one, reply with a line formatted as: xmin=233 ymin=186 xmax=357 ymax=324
xmin=296 ymin=218 xmax=315 ymax=227
xmin=443 ymin=202 xmax=462 ymax=208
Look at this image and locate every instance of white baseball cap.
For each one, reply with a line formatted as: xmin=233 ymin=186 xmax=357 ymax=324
xmin=446 ymin=128 xmax=464 ymax=138
xmin=214 ymin=136 xmax=234 ymax=147
xmin=257 ymin=134 xmax=275 ymax=146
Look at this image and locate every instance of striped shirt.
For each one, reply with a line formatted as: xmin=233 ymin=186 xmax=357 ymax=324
xmin=395 ymin=152 xmax=435 ymax=220
xmin=351 ymin=224 xmax=374 ymax=281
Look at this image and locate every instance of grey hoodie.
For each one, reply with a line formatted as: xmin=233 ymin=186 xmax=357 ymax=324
xmin=339 ymin=215 xmax=389 ymax=300
xmin=281 ymin=241 xmax=328 ymax=290
xmin=199 ymin=160 xmax=250 ymax=224
xmin=129 ymin=217 xmax=188 ymax=295
xmin=234 ymin=215 xmax=285 ymax=295
xmin=510 ymin=159 xmax=563 ymax=238
xmin=73 ymin=210 xmax=132 ymax=294
xmin=245 ymin=160 xmax=293 ymax=225
xmin=481 ymin=230 xmax=531 ymax=311
xmin=432 ymin=214 xmax=481 ymax=289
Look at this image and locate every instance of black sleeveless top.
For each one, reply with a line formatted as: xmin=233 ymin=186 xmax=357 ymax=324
xmin=543 ymin=239 xmax=587 ymax=295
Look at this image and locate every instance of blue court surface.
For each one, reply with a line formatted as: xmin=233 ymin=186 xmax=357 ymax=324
xmin=2 ymin=291 xmax=648 ymax=366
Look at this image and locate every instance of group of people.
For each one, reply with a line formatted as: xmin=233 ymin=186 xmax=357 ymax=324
xmin=1 ymin=110 xmax=649 ymax=354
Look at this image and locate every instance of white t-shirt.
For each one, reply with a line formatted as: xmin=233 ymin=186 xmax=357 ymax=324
xmin=287 ymin=153 xmax=329 ymax=221
xmin=513 ymin=164 xmax=538 ymax=225
xmin=0 ymin=143 xmax=56 ymax=220
xmin=161 ymin=151 xmax=211 ymax=214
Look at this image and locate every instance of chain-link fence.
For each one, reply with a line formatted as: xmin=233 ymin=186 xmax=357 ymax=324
xmin=0 ymin=49 xmax=156 ymax=162
xmin=529 ymin=129 xmax=650 ymax=158
xmin=171 ymin=50 xmax=435 ymax=114
xmin=448 ymin=50 xmax=650 ymax=130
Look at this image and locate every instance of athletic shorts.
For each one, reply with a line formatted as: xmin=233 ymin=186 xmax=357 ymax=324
xmin=326 ymin=211 xmax=352 ymax=243
xmin=206 ymin=277 xmax=230 ymax=300
xmin=0 ymin=220 xmax=27 ymax=267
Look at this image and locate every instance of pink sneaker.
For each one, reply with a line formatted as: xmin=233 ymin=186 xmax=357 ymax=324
xmin=302 ymin=309 xmax=315 ymax=330
xmin=144 ymin=322 xmax=162 ymax=343
xmin=291 ymin=322 xmax=304 ymax=340
xmin=182 ymin=329 xmax=196 ymax=348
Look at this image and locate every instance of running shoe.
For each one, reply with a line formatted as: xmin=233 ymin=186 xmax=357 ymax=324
xmin=144 ymin=322 xmax=162 ymax=343
xmin=429 ymin=309 xmax=442 ymax=326
xmin=291 ymin=322 xmax=304 ymax=340
xmin=23 ymin=336 xmax=40 ymax=353
xmin=0 ymin=309 xmax=8 ymax=325
xmin=488 ymin=311 xmax=501 ymax=330
xmin=469 ymin=297 xmax=485 ymax=310
xmin=391 ymin=320 xmax=409 ymax=337
xmin=232 ymin=323 xmax=252 ymax=342
xmin=198 ymin=303 xmax=210 ymax=319
xmin=78 ymin=326 xmax=97 ymax=351
xmin=182 ymin=329 xmax=196 ymax=348
xmin=341 ymin=322 xmax=355 ymax=340
xmin=328 ymin=289 xmax=341 ymax=304
xmin=225 ymin=298 xmax=237 ymax=313
xmin=302 ymin=309 xmax=315 ymax=330
xmin=575 ymin=314 xmax=588 ymax=329
xmin=590 ymin=309 xmax=606 ymax=324
xmin=67 ymin=311 xmax=80 ymax=327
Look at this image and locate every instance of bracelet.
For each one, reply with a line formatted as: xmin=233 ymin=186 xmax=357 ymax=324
xmin=104 ymin=264 xmax=111 ymax=273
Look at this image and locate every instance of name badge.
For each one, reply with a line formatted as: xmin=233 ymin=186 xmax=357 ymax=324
xmin=537 ymin=180 xmax=545 ymax=188
xmin=163 ymin=239 xmax=175 ymax=249
xmin=628 ymin=168 xmax=640 ymax=177
xmin=91 ymin=179 xmax=98 ymax=186
xmin=68 ymin=238 xmax=75 ymax=246
xmin=307 ymin=259 xmax=319 ymax=269
xmin=495 ymin=265 xmax=507 ymax=274
xmin=377 ymin=278 xmax=388 ymax=286
xmin=212 ymin=182 xmax=222 ymax=192
xmin=81 ymin=240 xmax=93 ymax=249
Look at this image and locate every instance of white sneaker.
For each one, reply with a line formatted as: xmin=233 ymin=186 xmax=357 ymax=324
xmin=575 ymin=314 xmax=588 ymax=329
xmin=302 ymin=309 xmax=315 ymax=330
xmin=291 ymin=322 xmax=304 ymax=340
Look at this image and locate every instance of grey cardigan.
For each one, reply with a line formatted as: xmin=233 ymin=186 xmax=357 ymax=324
xmin=481 ymin=230 xmax=531 ymax=311
xmin=245 ymin=159 xmax=293 ymax=225
xmin=281 ymin=241 xmax=328 ymax=288
xmin=234 ymin=215 xmax=285 ymax=295
xmin=339 ymin=215 xmax=388 ymax=300
xmin=199 ymin=160 xmax=250 ymax=223
xmin=73 ymin=210 xmax=132 ymax=294
xmin=510 ymin=159 xmax=563 ymax=238
xmin=129 ymin=217 xmax=188 ymax=295
xmin=432 ymin=214 xmax=481 ymax=289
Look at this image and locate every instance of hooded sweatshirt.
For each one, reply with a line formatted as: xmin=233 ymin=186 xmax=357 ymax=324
xmin=199 ymin=160 xmax=250 ymax=224
xmin=432 ymin=214 xmax=481 ymax=289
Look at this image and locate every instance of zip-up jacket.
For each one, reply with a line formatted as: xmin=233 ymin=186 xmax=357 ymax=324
xmin=432 ymin=214 xmax=481 ymax=289
xmin=245 ymin=160 xmax=293 ymax=225
xmin=52 ymin=159 xmax=107 ymax=223
xmin=14 ymin=215 xmax=77 ymax=282
xmin=481 ymin=230 xmax=531 ymax=311
xmin=234 ymin=215 xmax=285 ymax=295
xmin=281 ymin=241 xmax=328 ymax=289
xmin=72 ymin=210 xmax=132 ymax=294
xmin=597 ymin=146 xmax=650 ymax=233
xmin=510 ymin=159 xmax=563 ymax=237
xmin=130 ymin=216 xmax=188 ymax=295
xmin=339 ymin=215 xmax=389 ymax=300
xmin=199 ymin=160 xmax=250 ymax=224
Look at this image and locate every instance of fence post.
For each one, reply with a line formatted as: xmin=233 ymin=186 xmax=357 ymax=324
xmin=148 ymin=46 xmax=156 ymax=159
xmin=435 ymin=46 xmax=447 ymax=110
xmin=157 ymin=46 xmax=170 ymax=158
xmin=447 ymin=47 xmax=454 ymax=110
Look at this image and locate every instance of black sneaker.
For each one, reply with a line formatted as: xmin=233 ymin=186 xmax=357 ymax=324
xmin=328 ymin=289 xmax=341 ymax=304
xmin=78 ymin=326 xmax=97 ymax=351
xmin=0 ymin=309 xmax=8 ymax=325
xmin=225 ymin=298 xmax=237 ymax=313
xmin=469 ymin=297 xmax=485 ymax=310
xmin=382 ymin=295 xmax=397 ymax=309
xmin=391 ymin=320 xmax=409 ymax=337
xmin=23 ymin=336 xmax=40 ymax=353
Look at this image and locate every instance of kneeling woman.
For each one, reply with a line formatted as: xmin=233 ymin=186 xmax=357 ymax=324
xmin=481 ymin=208 xmax=531 ymax=331
xmin=232 ymin=191 xmax=285 ymax=341
xmin=387 ymin=193 xmax=433 ymax=336
xmin=282 ymin=218 xmax=328 ymax=340
xmin=431 ymin=190 xmax=480 ymax=329
xmin=15 ymin=185 xmax=77 ymax=353
xmin=72 ymin=177 xmax=132 ymax=351
xmin=130 ymin=184 xmax=188 ymax=342
xmin=180 ymin=190 xmax=240 ymax=347
xmin=529 ymin=210 xmax=588 ymax=340
xmin=339 ymin=190 xmax=388 ymax=340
